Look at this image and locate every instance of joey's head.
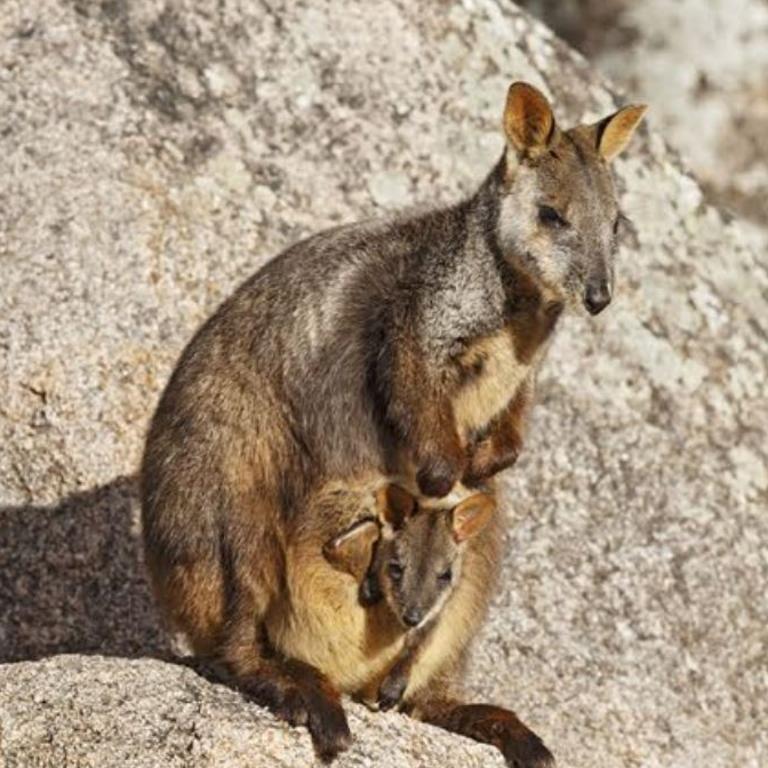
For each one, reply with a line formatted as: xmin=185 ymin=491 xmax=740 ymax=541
xmin=323 ymin=485 xmax=495 ymax=631
xmin=372 ymin=485 xmax=495 ymax=630
xmin=495 ymin=81 xmax=646 ymax=315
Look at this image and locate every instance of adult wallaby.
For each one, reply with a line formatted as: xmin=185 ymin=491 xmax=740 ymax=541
xmin=141 ymin=82 xmax=645 ymax=765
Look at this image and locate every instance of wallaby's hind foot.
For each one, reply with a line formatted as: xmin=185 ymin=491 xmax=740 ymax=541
xmin=237 ymin=659 xmax=351 ymax=762
xmin=413 ymin=699 xmax=554 ymax=768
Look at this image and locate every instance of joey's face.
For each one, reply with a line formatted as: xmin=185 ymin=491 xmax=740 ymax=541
xmin=358 ymin=486 xmax=494 ymax=631
xmin=497 ymin=82 xmax=646 ymax=315
xmin=377 ymin=511 xmax=460 ymax=630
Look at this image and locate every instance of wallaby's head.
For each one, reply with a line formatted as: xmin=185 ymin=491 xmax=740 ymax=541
xmin=496 ymin=81 xmax=646 ymax=315
xmin=324 ymin=485 xmax=495 ymax=631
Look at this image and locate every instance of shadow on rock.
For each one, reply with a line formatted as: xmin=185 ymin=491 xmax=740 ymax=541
xmin=0 ymin=476 xmax=170 ymax=663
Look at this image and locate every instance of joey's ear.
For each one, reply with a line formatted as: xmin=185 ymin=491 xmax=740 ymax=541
xmin=503 ymin=82 xmax=558 ymax=159
xmin=323 ymin=519 xmax=380 ymax=581
xmin=375 ymin=484 xmax=417 ymax=529
xmin=593 ymin=104 xmax=647 ymax=162
xmin=451 ymin=493 xmax=495 ymax=543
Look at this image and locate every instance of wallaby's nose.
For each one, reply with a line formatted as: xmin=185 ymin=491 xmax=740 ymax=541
xmin=403 ymin=608 xmax=423 ymax=627
xmin=584 ymin=281 xmax=612 ymax=315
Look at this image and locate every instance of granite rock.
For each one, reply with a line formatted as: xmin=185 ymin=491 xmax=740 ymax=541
xmin=0 ymin=655 xmax=503 ymax=767
xmin=1 ymin=1 xmax=766 ymax=767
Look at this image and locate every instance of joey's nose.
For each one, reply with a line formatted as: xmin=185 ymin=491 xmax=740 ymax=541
xmin=584 ymin=281 xmax=612 ymax=315
xmin=403 ymin=608 xmax=423 ymax=627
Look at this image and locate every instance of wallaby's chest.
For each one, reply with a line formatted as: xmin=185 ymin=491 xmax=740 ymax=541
xmin=451 ymin=299 xmax=562 ymax=438
xmin=452 ymin=330 xmax=529 ymax=440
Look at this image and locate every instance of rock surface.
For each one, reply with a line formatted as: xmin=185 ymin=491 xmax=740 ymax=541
xmin=0 ymin=655 xmax=503 ymax=768
xmin=0 ymin=1 xmax=766 ymax=767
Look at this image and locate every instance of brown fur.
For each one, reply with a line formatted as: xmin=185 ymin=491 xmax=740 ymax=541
xmin=141 ymin=81 xmax=645 ymax=765
xmin=410 ymin=697 xmax=554 ymax=768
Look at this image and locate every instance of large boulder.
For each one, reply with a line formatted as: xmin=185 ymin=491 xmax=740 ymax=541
xmin=0 ymin=655 xmax=503 ymax=767
xmin=1 ymin=1 xmax=765 ymax=767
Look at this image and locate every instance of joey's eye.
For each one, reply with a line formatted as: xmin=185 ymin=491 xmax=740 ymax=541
xmin=538 ymin=205 xmax=568 ymax=228
xmin=388 ymin=562 xmax=403 ymax=582
xmin=437 ymin=567 xmax=452 ymax=584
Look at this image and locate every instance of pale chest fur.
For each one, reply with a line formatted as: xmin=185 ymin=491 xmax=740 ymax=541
xmin=452 ymin=329 xmax=528 ymax=440
xmin=267 ymin=546 xmax=406 ymax=700
xmin=450 ymin=293 xmax=562 ymax=441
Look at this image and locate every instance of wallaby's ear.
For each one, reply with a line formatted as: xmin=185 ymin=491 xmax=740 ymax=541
xmin=451 ymin=493 xmax=495 ymax=543
xmin=503 ymin=82 xmax=558 ymax=159
xmin=375 ymin=484 xmax=416 ymax=529
xmin=593 ymin=104 xmax=647 ymax=162
xmin=323 ymin=519 xmax=380 ymax=581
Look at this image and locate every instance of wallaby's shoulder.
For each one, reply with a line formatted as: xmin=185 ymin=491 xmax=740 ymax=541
xmin=245 ymin=205 xmax=457 ymax=279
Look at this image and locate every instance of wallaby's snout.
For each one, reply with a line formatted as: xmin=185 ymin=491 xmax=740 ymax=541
xmin=584 ymin=276 xmax=612 ymax=315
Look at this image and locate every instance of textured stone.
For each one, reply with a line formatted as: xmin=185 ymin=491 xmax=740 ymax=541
xmin=0 ymin=655 xmax=503 ymax=768
xmin=1 ymin=1 xmax=766 ymax=767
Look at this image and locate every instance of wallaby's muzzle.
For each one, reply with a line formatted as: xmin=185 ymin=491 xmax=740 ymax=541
xmin=583 ymin=278 xmax=612 ymax=315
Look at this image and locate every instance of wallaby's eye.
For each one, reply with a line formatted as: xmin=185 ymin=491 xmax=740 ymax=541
xmin=538 ymin=205 xmax=568 ymax=229
xmin=388 ymin=562 xmax=403 ymax=582
xmin=437 ymin=567 xmax=452 ymax=584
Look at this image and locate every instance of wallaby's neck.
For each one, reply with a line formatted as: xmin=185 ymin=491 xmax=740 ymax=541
xmin=465 ymin=153 xmax=506 ymax=261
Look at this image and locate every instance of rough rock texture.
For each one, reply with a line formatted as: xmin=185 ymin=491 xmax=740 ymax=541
xmin=0 ymin=656 xmax=503 ymax=768
xmin=0 ymin=1 xmax=766 ymax=767
xmin=520 ymin=0 xmax=768 ymax=231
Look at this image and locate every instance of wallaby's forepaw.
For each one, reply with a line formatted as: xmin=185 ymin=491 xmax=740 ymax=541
xmin=416 ymin=453 xmax=463 ymax=498
xmin=377 ymin=673 xmax=407 ymax=712
xmin=305 ymin=691 xmax=352 ymax=762
xmin=445 ymin=704 xmax=554 ymax=768
xmin=277 ymin=685 xmax=351 ymax=762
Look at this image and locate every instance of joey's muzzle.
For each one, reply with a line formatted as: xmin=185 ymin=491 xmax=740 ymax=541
xmin=583 ymin=279 xmax=612 ymax=315
xmin=402 ymin=608 xmax=423 ymax=628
